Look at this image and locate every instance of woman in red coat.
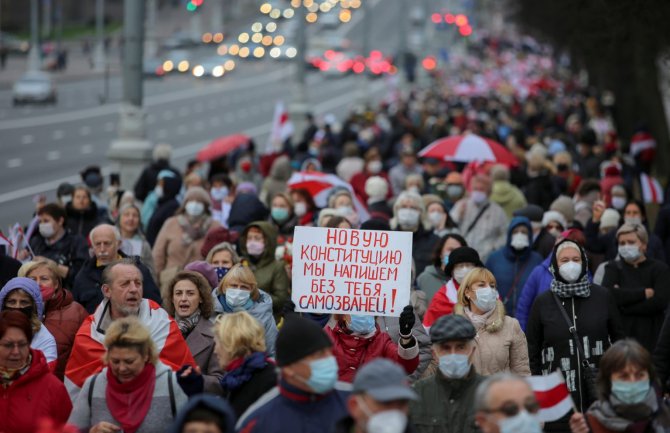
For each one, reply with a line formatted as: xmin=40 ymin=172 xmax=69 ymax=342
xmin=0 ymin=310 xmax=72 ymax=433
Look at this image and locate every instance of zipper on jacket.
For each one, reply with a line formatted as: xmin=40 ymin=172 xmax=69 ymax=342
xmin=570 ymin=297 xmax=583 ymax=412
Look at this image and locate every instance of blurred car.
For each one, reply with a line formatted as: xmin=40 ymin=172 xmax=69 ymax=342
xmin=191 ymin=55 xmax=236 ymax=78
xmin=143 ymin=57 xmax=165 ymax=78
xmin=162 ymin=49 xmax=191 ymax=73
xmin=162 ymin=31 xmax=199 ymax=50
xmin=0 ymin=32 xmax=30 ymax=54
xmin=12 ymin=71 xmax=57 ymax=105
xmin=309 ymin=49 xmax=357 ymax=77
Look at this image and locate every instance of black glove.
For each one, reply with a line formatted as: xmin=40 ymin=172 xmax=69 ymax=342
xmin=176 ymin=365 xmax=204 ymax=397
xmin=398 ymin=305 xmax=415 ymax=338
xmin=282 ymin=299 xmax=297 ymax=317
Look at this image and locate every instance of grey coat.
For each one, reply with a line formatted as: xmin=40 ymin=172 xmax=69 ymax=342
xmin=187 ymin=316 xmax=224 ymax=393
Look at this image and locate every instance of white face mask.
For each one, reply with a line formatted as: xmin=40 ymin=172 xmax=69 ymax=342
xmin=367 ymin=160 xmax=383 ymax=174
xmin=558 ymin=261 xmax=582 ymax=282
xmin=625 ymin=217 xmax=642 ymax=226
xmin=473 ymin=287 xmax=498 ymax=312
xmin=397 ymin=208 xmax=420 ymax=229
xmin=210 ymin=186 xmax=228 ymax=201
xmin=357 ymin=397 xmax=408 ymax=433
xmin=60 ymin=194 xmax=72 ymax=205
xmin=510 ymin=232 xmax=530 ymax=250
xmin=619 ymin=244 xmax=641 ymax=263
xmin=453 ymin=266 xmax=473 ymax=284
xmin=39 ymin=222 xmax=55 ymax=238
xmin=185 ymin=200 xmax=205 ymax=217
xmin=470 ymin=190 xmax=487 ymax=204
xmin=428 ymin=211 xmax=445 ymax=228
xmin=225 ymin=288 xmax=251 ymax=309
xmin=611 ymin=196 xmax=626 ymax=210
xmin=336 ymin=205 xmax=354 ymax=216
xmin=548 ymin=228 xmax=562 ymax=238
xmin=498 ymin=410 xmax=542 ymax=433
xmin=294 ymin=202 xmax=307 ymax=217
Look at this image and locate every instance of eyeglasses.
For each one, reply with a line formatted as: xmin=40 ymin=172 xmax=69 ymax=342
xmin=484 ymin=399 xmax=540 ymax=417
xmin=0 ymin=341 xmax=30 ymax=351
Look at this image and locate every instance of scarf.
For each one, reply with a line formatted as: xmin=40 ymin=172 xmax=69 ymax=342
xmin=464 ymin=306 xmax=496 ymax=331
xmin=550 ymin=274 xmax=591 ymax=298
xmin=176 ymin=310 xmax=201 ymax=336
xmin=588 ymin=388 xmax=670 ymax=433
xmin=177 ymin=214 xmax=211 ymax=245
xmin=219 ymin=352 xmax=271 ymax=391
xmin=106 ymin=363 xmax=156 ymax=433
xmin=0 ymin=354 xmax=31 ymax=388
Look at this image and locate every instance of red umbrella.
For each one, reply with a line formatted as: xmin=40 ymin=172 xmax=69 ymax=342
xmin=418 ymin=134 xmax=518 ymax=166
xmin=196 ymin=133 xmax=250 ymax=162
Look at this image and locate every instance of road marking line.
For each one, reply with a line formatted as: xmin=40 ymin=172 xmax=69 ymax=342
xmin=81 ymin=145 xmax=93 ymax=154
xmin=80 ymin=126 xmax=91 ymax=136
xmin=47 ymin=151 xmax=61 ymax=160
xmin=52 ymin=130 xmax=64 ymax=140
xmin=7 ymin=158 xmax=22 ymax=168
xmin=21 ymin=135 xmax=34 ymax=144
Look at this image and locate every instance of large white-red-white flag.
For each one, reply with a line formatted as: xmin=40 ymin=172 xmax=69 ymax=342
xmin=266 ymin=100 xmax=294 ymax=154
xmin=640 ymin=173 xmax=664 ymax=204
xmin=526 ymin=371 xmax=573 ymax=422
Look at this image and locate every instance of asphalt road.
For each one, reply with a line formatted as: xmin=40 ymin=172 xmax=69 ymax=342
xmin=0 ymin=0 xmax=408 ymax=229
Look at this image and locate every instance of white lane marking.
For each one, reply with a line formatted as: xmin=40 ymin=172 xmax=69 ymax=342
xmin=52 ymin=130 xmax=64 ymax=140
xmin=80 ymin=125 xmax=91 ymax=136
xmin=21 ymin=135 xmax=34 ymax=144
xmin=7 ymin=158 xmax=22 ymax=168
xmin=47 ymin=151 xmax=61 ymax=160
xmin=81 ymin=145 xmax=93 ymax=154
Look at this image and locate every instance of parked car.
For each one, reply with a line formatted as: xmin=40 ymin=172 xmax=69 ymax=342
xmin=12 ymin=71 xmax=57 ymax=105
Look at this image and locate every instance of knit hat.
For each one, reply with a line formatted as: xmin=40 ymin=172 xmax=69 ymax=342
xmin=275 ymin=315 xmax=333 ymax=366
xmin=550 ymin=195 xmax=575 ymax=224
xmin=0 ymin=277 xmax=44 ymax=319
xmin=201 ymin=226 xmax=239 ymax=258
xmin=542 ymin=211 xmax=567 ymax=230
xmin=365 ymin=176 xmax=388 ymax=201
xmin=513 ymin=204 xmax=544 ymax=223
xmin=184 ymin=186 xmax=212 ymax=207
xmin=600 ymin=209 xmax=621 ymax=230
xmin=444 ymin=246 xmax=483 ymax=278
xmin=184 ymin=261 xmax=219 ymax=289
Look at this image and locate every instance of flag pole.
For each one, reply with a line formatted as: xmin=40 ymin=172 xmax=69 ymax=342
xmin=556 ymin=369 xmax=593 ymax=433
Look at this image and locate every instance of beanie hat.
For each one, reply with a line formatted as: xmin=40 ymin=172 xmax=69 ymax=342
xmin=184 ymin=261 xmax=219 ymax=289
xmin=444 ymin=247 xmax=483 ymax=278
xmin=513 ymin=204 xmax=544 ymax=223
xmin=0 ymin=277 xmax=44 ymax=319
xmin=542 ymin=210 xmax=567 ymax=230
xmin=365 ymin=176 xmax=388 ymax=201
xmin=201 ymin=226 xmax=239 ymax=258
xmin=184 ymin=186 xmax=212 ymax=207
xmin=276 ymin=315 xmax=332 ymax=366
xmin=550 ymin=195 xmax=575 ymax=224
xmin=600 ymin=208 xmax=621 ymax=230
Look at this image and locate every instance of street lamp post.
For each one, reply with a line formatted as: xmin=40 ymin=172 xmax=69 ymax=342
xmin=93 ymin=0 xmax=105 ymax=72
xmin=289 ymin=3 xmax=308 ymax=144
xmin=27 ymin=0 xmax=40 ymax=71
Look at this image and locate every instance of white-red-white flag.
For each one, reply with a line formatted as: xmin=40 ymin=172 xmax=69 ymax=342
xmin=0 ymin=231 xmax=13 ymax=248
xmin=526 ymin=371 xmax=573 ymax=422
xmin=266 ymin=100 xmax=294 ymax=155
xmin=640 ymin=173 xmax=664 ymax=204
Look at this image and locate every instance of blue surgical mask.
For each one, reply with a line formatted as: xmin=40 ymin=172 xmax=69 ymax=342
xmin=611 ymin=380 xmax=650 ymax=405
xmin=473 ymin=287 xmax=498 ymax=312
xmin=498 ymin=410 xmax=542 ymax=433
xmin=438 ymin=353 xmax=470 ymax=378
xmin=271 ymin=207 xmax=290 ymax=223
xmin=303 ymin=356 xmax=338 ymax=394
xmin=442 ymin=254 xmax=450 ymax=267
xmin=225 ymin=288 xmax=252 ymax=310
xmin=349 ymin=315 xmax=376 ymax=334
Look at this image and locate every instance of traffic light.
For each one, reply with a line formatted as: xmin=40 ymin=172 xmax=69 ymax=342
xmin=186 ymin=0 xmax=204 ymax=12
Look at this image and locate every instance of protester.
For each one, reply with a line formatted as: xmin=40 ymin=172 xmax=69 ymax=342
xmin=365 ymin=176 xmax=393 ymax=220
xmin=329 ymin=189 xmax=361 ymax=227
xmin=134 ymin=143 xmax=181 ymax=202
xmin=0 ymin=310 xmax=72 ymax=433
xmin=259 ymin=155 xmax=292 ymax=207
xmin=268 ymin=192 xmax=298 ymax=236
xmin=514 ymin=204 xmax=556 ymax=259
xmin=351 ymin=147 xmax=392 ymax=204
xmin=212 ymin=311 xmax=277 ymax=417
xmin=235 ymin=315 xmax=351 ymax=433
xmin=168 ymin=394 xmax=236 ymax=433
xmin=333 ymin=359 xmax=419 ymax=433
xmin=18 ymin=259 xmax=88 ymax=379
xmin=117 ymin=202 xmax=155 ymax=277
xmin=570 ymin=340 xmax=670 ymax=433
xmin=290 ymin=188 xmax=318 ymax=227
xmin=227 ymin=192 xmax=269 ymax=233
xmin=417 ymin=233 xmax=468 ymax=303
xmin=205 ymin=241 xmax=240 ymax=282
xmin=0 ymin=251 xmax=21 ymax=288
xmin=424 ymin=194 xmax=459 ymax=237
xmin=411 ymin=314 xmax=484 ymax=433
xmin=65 ymin=185 xmax=106 ymax=238
xmin=68 ymin=316 xmax=188 ymax=433
xmin=474 ymin=373 xmax=542 ymax=433
xmin=336 ymin=142 xmax=365 ymax=183
xmin=489 ymin=164 xmax=527 ymax=219
xmin=145 ymin=171 xmax=183 ymax=245
xmin=454 ymin=267 xmax=530 ymax=376
xmin=389 ymin=148 xmax=423 ymax=196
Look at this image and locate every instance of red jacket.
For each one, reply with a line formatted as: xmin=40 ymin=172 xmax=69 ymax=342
xmin=44 ymin=289 xmax=89 ymax=380
xmin=325 ymin=322 xmax=419 ymax=383
xmin=0 ymin=349 xmax=72 ymax=433
xmin=423 ymin=279 xmax=460 ymax=329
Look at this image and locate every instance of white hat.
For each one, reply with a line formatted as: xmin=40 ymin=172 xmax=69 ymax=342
xmin=542 ymin=210 xmax=567 ymax=230
xmin=600 ymin=208 xmax=621 ymax=230
xmin=365 ymin=176 xmax=388 ymax=201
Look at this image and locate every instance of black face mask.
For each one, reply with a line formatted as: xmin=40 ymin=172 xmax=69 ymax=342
xmin=5 ymin=306 xmax=33 ymax=319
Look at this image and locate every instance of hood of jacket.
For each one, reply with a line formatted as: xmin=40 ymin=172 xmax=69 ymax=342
xmin=168 ymin=393 xmax=236 ymax=433
xmin=240 ymin=221 xmax=278 ymax=264
xmin=503 ymin=216 xmax=533 ymax=260
xmin=45 ymin=287 xmax=76 ymax=312
xmin=550 ymin=238 xmax=589 ymax=283
xmin=160 ymin=175 xmax=183 ymax=203
xmin=0 ymin=277 xmax=45 ymax=319
xmin=228 ymin=194 xmax=269 ymax=233
xmin=269 ymin=155 xmax=292 ymax=181
xmin=490 ymin=181 xmax=520 ymax=205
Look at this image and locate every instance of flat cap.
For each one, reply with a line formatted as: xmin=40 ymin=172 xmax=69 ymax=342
xmin=430 ymin=314 xmax=476 ymax=343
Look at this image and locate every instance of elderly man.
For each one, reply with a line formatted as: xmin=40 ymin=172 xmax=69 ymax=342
xmin=65 ymin=258 xmax=194 ymax=400
xmin=450 ymin=174 xmax=508 ymax=262
xmin=601 ymin=223 xmax=670 ymax=352
xmin=411 ymin=314 xmax=484 ymax=433
xmin=474 ymin=373 xmax=542 ymax=433
xmin=72 ymin=224 xmax=161 ymax=313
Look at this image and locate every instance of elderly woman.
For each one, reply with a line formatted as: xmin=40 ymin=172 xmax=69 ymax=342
xmin=214 ymin=264 xmax=278 ymax=356
xmin=164 ymin=270 xmax=223 ymax=393
xmin=117 ymin=203 xmax=155 ymax=277
xmin=153 ymin=186 xmax=221 ymax=290
xmin=18 ymin=259 xmax=88 ymax=379
xmin=527 ymin=239 xmax=625 ymax=431
xmin=206 ymin=241 xmax=240 ymax=283
xmin=213 ymin=311 xmax=277 ymax=417
xmin=0 ymin=311 xmax=72 ymax=433
xmin=454 ymin=267 xmax=530 ymax=376
xmin=417 ymin=234 xmax=468 ymax=303
xmin=391 ymin=191 xmax=440 ymax=275
xmin=68 ymin=316 xmax=188 ymax=433
xmin=0 ymin=277 xmax=58 ymax=366
xmin=570 ymin=340 xmax=670 ymax=433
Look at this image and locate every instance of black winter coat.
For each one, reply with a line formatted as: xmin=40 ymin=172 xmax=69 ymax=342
xmin=224 ymin=363 xmax=277 ymax=417
xmin=65 ymin=201 xmax=106 ymax=238
xmin=522 ymin=172 xmax=558 ymax=210
xmin=227 ymin=194 xmax=269 ymax=233
xmin=653 ymin=312 xmax=670 ymax=392
xmin=0 ymin=254 xmax=21 ymax=287
xmin=411 ymin=227 xmax=440 ymax=276
xmin=29 ymin=231 xmax=89 ymax=289
xmin=145 ymin=175 xmax=182 ymax=246
xmin=133 ymin=159 xmax=181 ymax=202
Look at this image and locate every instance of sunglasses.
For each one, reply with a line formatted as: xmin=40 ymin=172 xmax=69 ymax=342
xmin=484 ymin=398 xmax=540 ymax=417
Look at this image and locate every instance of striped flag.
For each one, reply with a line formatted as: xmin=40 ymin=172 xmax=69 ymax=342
xmin=640 ymin=173 xmax=664 ymax=204
xmin=266 ymin=100 xmax=294 ymax=155
xmin=0 ymin=231 xmax=13 ymax=248
xmin=526 ymin=371 xmax=573 ymax=422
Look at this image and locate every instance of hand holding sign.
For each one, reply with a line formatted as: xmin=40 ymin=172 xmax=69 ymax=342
xmin=398 ymin=305 xmax=415 ymax=337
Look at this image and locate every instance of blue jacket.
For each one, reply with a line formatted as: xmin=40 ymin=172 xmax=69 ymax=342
xmin=236 ymin=379 xmax=351 ymax=433
xmin=485 ymin=216 xmax=543 ymax=318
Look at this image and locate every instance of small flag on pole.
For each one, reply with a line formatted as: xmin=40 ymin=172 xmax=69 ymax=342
xmin=265 ymin=100 xmax=294 ymax=155
xmin=0 ymin=231 xmax=13 ymax=248
xmin=526 ymin=370 xmax=573 ymax=422
xmin=640 ymin=173 xmax=664 ymax=204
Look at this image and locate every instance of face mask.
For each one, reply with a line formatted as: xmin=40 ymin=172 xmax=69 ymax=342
xmin=453 ymin=266 xmax=473 ymax=284
xmin=185 ymin=200 xmax=205 ymax=217
xmin=210 ymin=187 xmax=228 ymax=201
xmin=438 ymin=353 xmax=470 ymax=378
xmin=408 ymin=186 xmax=421 ymax=194
xmin=498 ymin=410 xmax=542 ymax=433
xmin=470 ymin=190 xmax=487 ymax=204
xmin=303 ymin=356 xmax=338 ymax=394
xmin=225 ymin=288 xmax=251 ymax=309
xmin=447 ymin=184 xmax=464 ymax=199
xmin=619 ymin=244 xmax=641 ymax=263
xmin=349 ymin=315 xmax=376 ymax=334
xmin=428 ymin=211 xmax=445 ymax=228
xmin=294 ymin=202 xmax=307 ymax=217
xmin=558 ymin=261 xmax=582 ymax=283
xmin=271 ymin=207 xmax=290 ymax=223
xmin=6 ymin=306 xmax=33 ymax=319
xmin=60 ymin=194 xmax=72 ymax=204
xmin=510 ymin=232 xmax=530 ymax=250
xmin=611 ymin=196 xmax=626 ymax=210
xmin=40 ymin=285 xmax=56 ymax=303
xmin=39 ymin=222 xmax=55 ymax=238
xmin=442 ymin=254 xmax=450 ymax=267
xmin=397 ymin=208 xmax=420 ymax=228
xmin=154 ymin=185 xmax=164 ymax=198
xmin=473 ymin=287 xmax=498 ymax=312
xmin=336 ymin=205 xmax=354 ymax=217
xmin=367 ymin=160 xmax=383 ymax=174
xmin=611 ymin=380 xmax=650 ymax=405
xmin=215 ymin=267 xmax=229 ymax=282
xmin=548 ymin=228 xmax=562 ymax=238
xmin=357 ymin=397 xmax=408 ymax=433
xmin=625 ymin=217 xmax=642 ymax=226
xmin=246 ymin=240 xmax=265 ymax=256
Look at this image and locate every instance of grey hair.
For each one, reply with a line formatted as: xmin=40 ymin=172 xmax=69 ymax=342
xmin=89 ymin=224 xmax=122 ymax=244
xmin=393 ymin=191 xmax=425 ymax=215
xmin=474 ymin=373 xmax=532 ymax=412
xmin=101 ymin=257 xmax=142 ymax=287
xmin=153 ymin=143 xmax=172 ymax=161
xmin=616 ymin=222 xmax=648 ymax=245
xmin=206 ymin=242 xmax=241 ymax=265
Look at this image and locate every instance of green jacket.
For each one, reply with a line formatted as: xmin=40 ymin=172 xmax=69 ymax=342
xmin=410 ymin=368 xmax=484 ymax=433
xmin=490 ymin=181 xmax=527 ymax=220
xmin=240 ymin=221 xmax=290 ymax=318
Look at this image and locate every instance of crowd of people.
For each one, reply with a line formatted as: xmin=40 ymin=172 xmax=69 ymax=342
xmin=2 ymin=34 xmax=670 ymax=433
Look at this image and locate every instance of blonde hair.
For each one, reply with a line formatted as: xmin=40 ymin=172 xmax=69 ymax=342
xmin=457 ymin=267 xmax=497 ymax=309
xmin=214 ymin=311 xmax=266 ymax=359
xmin=217 ymin=264 xmax=260 ymax=301
xmin=104 ymin=316 xmax=158 ymax=365
xmin=17 ymin=259 xmax=62 ymax=290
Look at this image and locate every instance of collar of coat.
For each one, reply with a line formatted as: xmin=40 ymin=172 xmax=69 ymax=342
xmin=453 ymin=301 xmax=505 ymax=334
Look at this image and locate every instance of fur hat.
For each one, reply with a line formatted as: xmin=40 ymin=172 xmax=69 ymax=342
xmin=550 ymin=195 xmax=575 ymax=224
